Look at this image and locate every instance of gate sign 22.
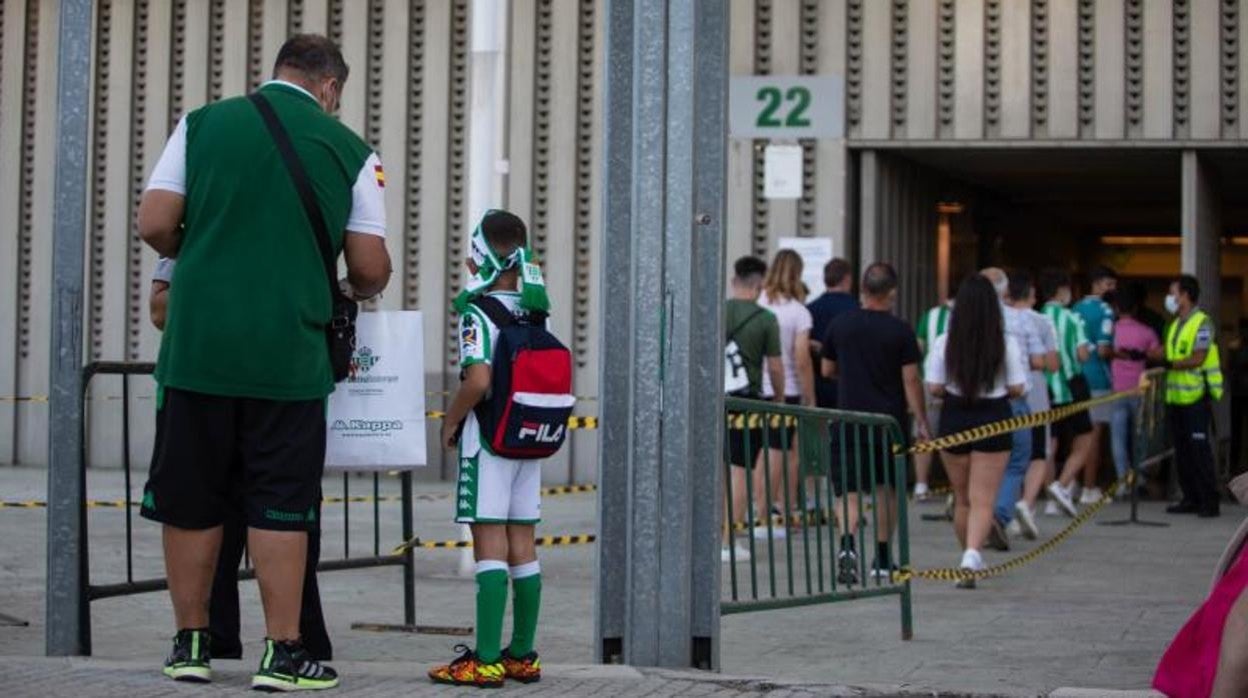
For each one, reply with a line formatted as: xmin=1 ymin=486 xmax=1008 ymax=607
xmin=728 ymin=75 xmax=844 ymax=140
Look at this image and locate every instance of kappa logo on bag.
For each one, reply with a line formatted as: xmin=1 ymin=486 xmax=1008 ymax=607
xmin=469 ymin=296 xmax=575 ymax=459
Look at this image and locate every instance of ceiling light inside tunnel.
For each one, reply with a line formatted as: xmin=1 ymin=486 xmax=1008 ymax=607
xmin=1100 ymin=236 xmax=1248 ymax=246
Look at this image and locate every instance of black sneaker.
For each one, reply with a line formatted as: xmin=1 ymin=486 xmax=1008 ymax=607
xmin=163 ymin=628 xmax=211 ymax=683
xmin=837 ymin=549 xmax=859 ymax=586
xmin=870 ymin=559 xmax=896 ymax=581
xmin=987 ymin=520 xmax=1010 ymax=551
xmin=252 ymin=638 xmax=340 ymax=692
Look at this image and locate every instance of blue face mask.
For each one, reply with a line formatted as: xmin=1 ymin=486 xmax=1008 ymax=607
xmin=1164 ymin=294 xmax=1180 ymax=315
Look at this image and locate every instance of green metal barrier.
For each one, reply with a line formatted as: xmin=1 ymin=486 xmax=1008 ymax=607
xmin=721 ymin=397 xmax=913 ymax=640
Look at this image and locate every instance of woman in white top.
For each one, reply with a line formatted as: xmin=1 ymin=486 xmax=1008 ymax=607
xmin=755 ymin=250 xmax=816 ymax=530
xmin=924 ymin=275 xmax=1027 ymax=587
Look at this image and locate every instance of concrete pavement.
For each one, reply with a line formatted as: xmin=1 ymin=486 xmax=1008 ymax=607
xmin=0 ymin=465 xmax=1233 ymax=696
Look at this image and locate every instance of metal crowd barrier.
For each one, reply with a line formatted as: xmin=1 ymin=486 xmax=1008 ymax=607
xmin=721 ymin=397 xmax=912 ymax=640
xmin=1103 ymin=368 xmax=1173 ymax=527
xmin=77 ymin=361 xmax=415 ymax=654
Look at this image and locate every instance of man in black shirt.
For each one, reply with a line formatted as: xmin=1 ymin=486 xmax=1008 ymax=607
xmin=821 ymin=262 xmax=929 ymax=583
xmin=807 ymin=258 xmax=857 ymax=409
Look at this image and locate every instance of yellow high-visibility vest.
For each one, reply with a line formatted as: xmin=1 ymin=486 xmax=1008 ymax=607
xmin=1164 ymin=309 xmax=1224 ymax=405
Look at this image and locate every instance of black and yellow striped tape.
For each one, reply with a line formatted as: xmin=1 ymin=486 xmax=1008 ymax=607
xmin=425 ymin=411 xmax=598 ymax=430
xmin=726 ymin=413 xmax=800 ymax=430
xmin=392 ymin=533 xmax=596 ymax=554
xmin=1 ymin=483 xmax=599 ymax=511
xmin=892 ymin=474 xmax=1128 ymax=584
xmin=903 ymin=388 xmax=1141 ymax=456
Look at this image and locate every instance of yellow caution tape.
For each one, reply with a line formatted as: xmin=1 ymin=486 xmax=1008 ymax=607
xmin=393 ymin=533 xmax=596 ymax=554
xmin=425 ymin=411 xmax=598 ymax=430
xmin=903 ymin=387 xmax=1144 ymax=456
xmin=2 ymin=483 xmax=599 ymax=511
xmin=726 ymin=413 xmax=799 ymax=430
xmin=892 ymin=474 xmax=1128 ymax=584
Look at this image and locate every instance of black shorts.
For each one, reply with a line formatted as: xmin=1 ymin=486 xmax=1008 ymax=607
xmin=1030 ymin=424 xmax=1049 ymax=460
xmin=140 ymin=387 xmax=327 ymax=532
xmin=939 ymin=396 xmax=1013 ymax=455
xmin=762 ymin=396 xmax=802 ymax=450
xmin=828 ymin=422 xmax=903 ymax=495
xmin=1052 ymin=375 xmax=1094 ymax=440
xmin=725 ymin=412 xmax=764 ymax=469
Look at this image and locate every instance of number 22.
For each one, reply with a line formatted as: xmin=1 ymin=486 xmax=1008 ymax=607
xmin=755 ymin=86 xmax=812 ymax=128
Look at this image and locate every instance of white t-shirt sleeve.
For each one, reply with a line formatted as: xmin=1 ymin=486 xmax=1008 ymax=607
xmin=146 ymin=116 xmax=188 ymax=195
xmin=924 ymin=335 xmax=948 ymax=386
xmin=1005 ymin=336 xmax=1028 ymax=389
xmin=152 ymin=257 xmax=176 ymax=284
xmin=796 ymin=305 xmax=813 ymax=334
xmin=345 ymin=152 xmax=387 ymax=237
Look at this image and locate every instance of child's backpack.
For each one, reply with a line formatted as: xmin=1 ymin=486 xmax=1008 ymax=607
xmin=469 ymin=295 xmax=575 ymax=459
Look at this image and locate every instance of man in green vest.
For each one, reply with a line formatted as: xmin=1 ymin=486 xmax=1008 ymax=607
xmin=1152 ymin=274 xmax=1225 ymax=518
xmin=136 ymin=35 xmax=392 ymax=690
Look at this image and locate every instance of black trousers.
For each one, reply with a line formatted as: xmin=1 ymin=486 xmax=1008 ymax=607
xmin=1169 ymin=401 xmax=1220 ymax=512
xmin=1232 ymin=395 xmax=1247 ymax=474
xmin=209 ymin=498 xmax=332 ymax=660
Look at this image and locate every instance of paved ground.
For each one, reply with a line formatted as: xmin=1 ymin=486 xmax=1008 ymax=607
xmin=0 ymin=465 xmax=1233 ymax=696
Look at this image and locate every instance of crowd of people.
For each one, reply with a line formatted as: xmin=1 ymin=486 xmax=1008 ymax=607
xmin=723 ymin=250 xmax=1233 ymax=586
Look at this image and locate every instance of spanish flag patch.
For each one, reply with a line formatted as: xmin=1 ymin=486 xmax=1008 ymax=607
xmin=374 ymin=164 xmax=386 ymax=188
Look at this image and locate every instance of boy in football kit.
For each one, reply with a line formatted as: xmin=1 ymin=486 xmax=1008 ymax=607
xmin=429 ymin=210 xmax=553 ymax=688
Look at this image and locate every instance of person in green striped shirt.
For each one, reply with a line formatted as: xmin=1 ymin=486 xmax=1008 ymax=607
xmin=914 ymin=293 xmax=954 ymax=500
xmin=1038 ymin=269 xmax=1095 ymax=518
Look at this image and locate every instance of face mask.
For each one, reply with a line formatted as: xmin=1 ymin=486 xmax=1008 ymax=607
xmin=1164 ymin=294 xmax=1179 ymax=315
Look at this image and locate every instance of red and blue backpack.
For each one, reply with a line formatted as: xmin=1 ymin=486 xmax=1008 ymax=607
xmin=468 ymin=295 xmax=575 ymax=459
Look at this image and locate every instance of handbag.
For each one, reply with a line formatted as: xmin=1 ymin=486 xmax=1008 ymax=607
xmin=248 ymin=92 xmax=357 ymax=382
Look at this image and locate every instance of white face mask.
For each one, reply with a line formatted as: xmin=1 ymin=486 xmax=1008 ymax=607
xmin=1164 ymin=294 xmax=1180 ymax=315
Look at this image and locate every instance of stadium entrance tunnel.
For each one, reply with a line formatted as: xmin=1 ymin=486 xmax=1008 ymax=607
xmin=852 ymin=147 xmax=1248 ymax=331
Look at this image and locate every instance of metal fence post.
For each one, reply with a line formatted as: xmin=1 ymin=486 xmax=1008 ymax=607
xmin=596 ymin=0 xmax=728 ymax=669
xmin=45 ymin=0 xmax=96 ymax=657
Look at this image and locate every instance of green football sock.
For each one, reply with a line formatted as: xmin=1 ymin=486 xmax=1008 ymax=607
xmin=509 ymin=563 xmax=542 ymax=657
xmin=475 ymin=564 xmax=509 ymax=663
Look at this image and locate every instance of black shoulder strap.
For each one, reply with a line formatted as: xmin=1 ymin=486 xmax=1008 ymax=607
xmin=727 ymin=307 xmax=766 ymax=342
xmin=470 ymin=295 xmax=517 ymax=328
xmin=248 ymin=92 xmax=338 ymax=295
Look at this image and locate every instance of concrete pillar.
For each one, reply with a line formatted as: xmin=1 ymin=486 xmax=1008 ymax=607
xmin=1180 ymin=149 xmax=1229 ymax=457
xmin=1180 ymin=150 xmax=1222 ymax=329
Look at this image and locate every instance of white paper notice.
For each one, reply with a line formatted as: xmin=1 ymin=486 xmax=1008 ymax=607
xmin=777 ymin=236 xmax=833 ymax=295
xmin=326 ymin=311 xmax=427 ymax=469
xmin=763 ymin=144 xmax=803 ymax=199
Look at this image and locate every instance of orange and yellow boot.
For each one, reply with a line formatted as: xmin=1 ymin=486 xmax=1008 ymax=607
xmin=427 ymin=645 xmax=505 ymax=688
xmin=500 ymin=647 xmax=541 ymax=683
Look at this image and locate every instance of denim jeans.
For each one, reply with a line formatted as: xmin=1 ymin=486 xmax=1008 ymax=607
xmin=995 ymin=398 xmax=1032 ymax=524
xmin=1109 ymin=395 xmax=1141 ymax=480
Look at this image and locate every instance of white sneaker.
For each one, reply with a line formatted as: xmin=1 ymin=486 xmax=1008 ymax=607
xmin=752 ymin=524 xmax=786 ymax=540
xmin=721 ymin=544 xmax=751 ymax=562
xmin=913 ymin=483 xmax=930 ymax=501
xmin=956 ymin=549 xmax=984 ymax=589
xmin=1005 ymin=519 xmax=1022 ymax=537
xmin=1079 ymin=487 xmax=1103 ymax=505
xmin=1014 ymin=501 xmax=1040 ymax=539
xmin=1047 ymin=482 xmax=1078 ymax=517
xmin=1043 ymin=500 xmax=1060 ymax=516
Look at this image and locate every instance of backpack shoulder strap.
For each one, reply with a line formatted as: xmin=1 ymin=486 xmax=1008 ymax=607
xmin=469 ymin=295 xmax=516 ymax=329
xmin=727 ymin=307 xmax=767 ymax=341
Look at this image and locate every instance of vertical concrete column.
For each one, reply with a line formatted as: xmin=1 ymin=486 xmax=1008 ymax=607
xmin=1180 ymin=150 xmax=1222 ymax=326
xmin=1180 ymin=149 xmax=1229 ymax=444
xmin=596 ymin=0 xmax=727 ymax=670
xmin=857 ymin=149 xmax=879 ymax=271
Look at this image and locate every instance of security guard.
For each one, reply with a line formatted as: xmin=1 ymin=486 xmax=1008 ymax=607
xmin=1153 ymin=274 xmax=1225 ymax=517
